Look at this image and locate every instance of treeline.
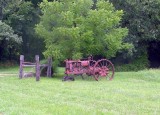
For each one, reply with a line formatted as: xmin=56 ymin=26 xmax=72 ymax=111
xmin=0 ymin=0 xmax=44 ymax=62
xmin=110 ymin=0 xmax=160 ymax=69
xmin=0 ymin=0 xmax=160 ymax=69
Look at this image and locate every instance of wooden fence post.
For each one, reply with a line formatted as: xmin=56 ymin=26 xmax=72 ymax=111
xmin=35 ymin=55 xmax=40 ymax=81
xmin=19 ymin=55 xmax=24 ymax=79
xmin=47 ymin=57 xmax=52 ymax=77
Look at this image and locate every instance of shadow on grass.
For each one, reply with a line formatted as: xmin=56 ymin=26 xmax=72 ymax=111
xmin=52 ymin=74 xmax=97 ymax=82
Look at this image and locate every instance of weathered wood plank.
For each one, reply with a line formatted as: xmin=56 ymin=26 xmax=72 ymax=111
xmin=19 ymin=55 xmax=24 ymax=79
xmin=47 ymin=57 xmax=52 ymax=77
xmin=23 ymin=62 xmax=36 ymax=65
xmin=23 ymin=65 xmax=36 ymax=67
xmin=35 ymin=55 xmax=40 ymax=81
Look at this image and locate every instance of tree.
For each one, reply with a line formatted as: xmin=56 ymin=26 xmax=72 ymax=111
xmin=25 ymin=0 xmax=43 ymax=6
xmin=1 ymin=0 xmax=45 ymax=61
xmin=0 ymin=21 xmax=22 ymax=60
xmin=110 ymin=0 xmax=160 ymax=61
xmin=36 ymin=0 xmax=131 ymax=66
xmin=110 ymin=0 xmax=160 ymax=55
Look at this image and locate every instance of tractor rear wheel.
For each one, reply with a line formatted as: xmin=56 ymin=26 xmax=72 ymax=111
xmin=93 ymin=59 xmax=114 ymax=81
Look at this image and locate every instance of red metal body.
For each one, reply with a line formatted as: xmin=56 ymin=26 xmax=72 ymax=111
xmin=64 ymin=56 xmax=115 ymax=81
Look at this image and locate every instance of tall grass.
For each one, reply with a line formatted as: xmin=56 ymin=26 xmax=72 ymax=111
xmin=0 ymin=68 xmax=160 ymax=114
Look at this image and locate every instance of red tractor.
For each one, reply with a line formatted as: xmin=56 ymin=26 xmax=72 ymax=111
xmin=64 ymin=56 xmax=114 ymax=81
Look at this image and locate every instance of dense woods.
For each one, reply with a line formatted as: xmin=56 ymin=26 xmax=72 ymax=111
xmin=110 ymin=0 xmax=160 ymax=69
xmin=0 ymin=0 xmax=160 ymax=70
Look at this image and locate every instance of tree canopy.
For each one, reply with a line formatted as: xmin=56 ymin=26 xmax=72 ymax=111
xmin=0 ymin=21 xmax=22 ymax=43
xmin=110 ymin=0 xmax=160 ymax=58
xmin=0 ymin=0 xmax=45 ymax=61
xmin=0 ymin=21 xmax=22 ymax=60
xmin=36 ymin=0 xmax=131 ymax=62
xmin=1 ymin=0 xmax=160 ymax=69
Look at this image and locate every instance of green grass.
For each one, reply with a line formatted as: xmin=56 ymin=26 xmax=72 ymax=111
xmin=0 ymin=67 xmax=160 ymax=114
xmin=0 ymin=66 xmax=32 ymax=74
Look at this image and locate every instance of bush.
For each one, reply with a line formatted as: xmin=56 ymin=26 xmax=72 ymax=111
xmin=0 ymin=60 xmax=18 ymax=68
xmin=115 ymin=53 xmax=149 ymax=71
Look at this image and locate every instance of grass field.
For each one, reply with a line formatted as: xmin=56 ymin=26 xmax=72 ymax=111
xmin=0 ymin=67 xmax=160 ymax=114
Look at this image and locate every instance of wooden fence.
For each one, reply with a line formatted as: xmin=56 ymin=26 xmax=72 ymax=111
xmin=19 ymin=55 xmax=52 ymax=81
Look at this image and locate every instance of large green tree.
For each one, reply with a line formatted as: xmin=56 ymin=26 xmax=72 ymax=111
xmin=0 ymin=21 xmax=22 ymax=60
xmin=1 ymin=0 xmax=45 ymax=61
xmin=110 ymin=0 xmax=160 ymax=60
xmin=36 ymin=0 xmax=131 ymax=65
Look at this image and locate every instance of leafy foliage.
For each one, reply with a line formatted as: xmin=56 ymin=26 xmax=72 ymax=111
xmin=36 ymin=0 xmax=131 ymax=63
xmin=1 ymin=0 xmax=45 ymax=61
xmin=110 ymin=0 xmax=160 ymax=58
xmin=0 ymin=21 xmax=22 ymax=60
xmin=0 ymin=21 xmax=21 ymax=43
xmin=115 ymin=53 xmax=149 ymax=71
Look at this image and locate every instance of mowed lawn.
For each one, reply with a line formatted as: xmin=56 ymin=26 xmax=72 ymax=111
xmin=0 ymin=67 xmax=160 ymax=115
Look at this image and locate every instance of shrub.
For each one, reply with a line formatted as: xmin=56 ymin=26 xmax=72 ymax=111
xmin=115 ymin=53 xmax=149 ymax=71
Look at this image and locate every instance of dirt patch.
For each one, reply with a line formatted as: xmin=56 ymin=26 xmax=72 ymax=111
xmin=0 ymin=73 xmax=17 ymax=77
